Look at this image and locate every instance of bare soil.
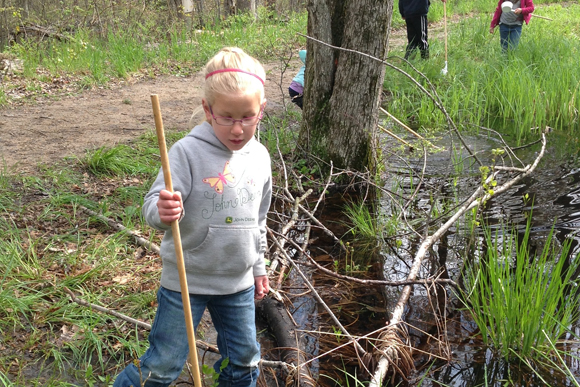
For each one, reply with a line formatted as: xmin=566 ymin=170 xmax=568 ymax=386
xmin=0 ymin=60 xmax=301 ymax=173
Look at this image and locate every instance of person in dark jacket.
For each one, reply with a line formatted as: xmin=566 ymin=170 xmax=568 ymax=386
xmin=399 ymin=0 xmax=446 ymax=59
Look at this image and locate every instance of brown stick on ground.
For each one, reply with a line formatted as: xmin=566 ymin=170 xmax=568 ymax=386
xmin=80 ymin=205 xmax=160 ymax=254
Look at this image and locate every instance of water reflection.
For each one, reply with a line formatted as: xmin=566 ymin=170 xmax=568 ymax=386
xmin=381 ymin=132 xmax=580 ymax=386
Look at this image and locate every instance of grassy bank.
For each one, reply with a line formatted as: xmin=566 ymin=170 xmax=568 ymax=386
xmin=385 ymin=2 xmax=580 ymax=142
xmin=0 ymin=134 xmax=168 ymax=385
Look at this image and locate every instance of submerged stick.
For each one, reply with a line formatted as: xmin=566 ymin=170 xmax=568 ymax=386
xmin=379 ymin=107 xmax=443 ymax=151
xmin=378 ymin=124 xmax=414 ymax=148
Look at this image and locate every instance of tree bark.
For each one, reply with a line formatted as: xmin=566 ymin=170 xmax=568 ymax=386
xmin=300 ymin=0 xmax=393 ymax=173
xmin=237 ymin=0 xmax=256 ymax=18
xmin=224 ymin=0 xmax=236 ymax=16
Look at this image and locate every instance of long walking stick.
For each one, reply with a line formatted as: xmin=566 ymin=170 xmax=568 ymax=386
xmin=150 ymin=94 xmax=203 ymax=387
xmin=441 ymin=1 xmax=448 ymax=75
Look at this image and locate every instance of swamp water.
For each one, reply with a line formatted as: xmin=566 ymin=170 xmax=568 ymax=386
xmin=379 ymin=130 xmax=580 ymax=386
xmin=146 ymin=130 xmax=580 ymax=387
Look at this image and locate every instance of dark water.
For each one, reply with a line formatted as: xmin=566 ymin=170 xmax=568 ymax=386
xmin=380 ymin=130 xmax=580 ymax=386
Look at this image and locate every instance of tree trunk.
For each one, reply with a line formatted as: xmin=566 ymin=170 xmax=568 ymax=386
xmin=224 ymin=0 xmax=236 ymax=16
xmin=168 ymin=0 xmax=185 ymax=19
xmin=195 ymin=0 xmax=204 ymax=27
xmin=237 ymin=0 xmax=256 ymax=18
xmin=300 ymin=0 xmax=393 ymax=173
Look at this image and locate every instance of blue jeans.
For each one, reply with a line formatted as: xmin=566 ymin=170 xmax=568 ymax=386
xmin=113 ymin=286 xmax=260 ymax=387
xmin=499 ymin=24 xmax=522 ymax=52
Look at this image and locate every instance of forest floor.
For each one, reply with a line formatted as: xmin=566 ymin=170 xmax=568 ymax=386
xmin=0 ymin=22 xmax=458 ymax=173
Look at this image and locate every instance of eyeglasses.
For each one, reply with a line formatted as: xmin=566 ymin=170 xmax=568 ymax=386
xmin=209 ymin=105 xmax=263 ymax=127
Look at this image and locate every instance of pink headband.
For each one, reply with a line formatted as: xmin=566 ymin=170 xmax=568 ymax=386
xmin=205 ymin=68 xmax=264 ymax=85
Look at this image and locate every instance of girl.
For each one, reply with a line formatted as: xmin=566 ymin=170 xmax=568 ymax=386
xmin=288 ymin=49 xmax=306 ymax=109
xmin=490 ymin=0 xmax=535 ymax=52
xmin=113 ymin=47 xmax=272 ymax=387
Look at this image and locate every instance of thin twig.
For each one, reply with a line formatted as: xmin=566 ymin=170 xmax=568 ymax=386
xmin=80 ymin=206 xmax=160 ymax=254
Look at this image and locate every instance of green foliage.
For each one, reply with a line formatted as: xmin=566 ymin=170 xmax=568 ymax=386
xmin=386 ymin=3 xmax=580 ymax=140
xmin=462 ymin=220 xmax=580 ymax=363
xmin=82 ymin=143 xmax=159 ymax=177
xmin=202 ymin=357 xmax=229 ymax=387
xmin=340 ymin=201 xmax=399 ymax=272
xmin=1 ymin=6 xmax=307 ymax=106
xmin=260 ymin=111 xmax=301 ymax=156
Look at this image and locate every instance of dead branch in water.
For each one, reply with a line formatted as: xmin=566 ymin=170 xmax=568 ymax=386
xmin=369 ymin=134 xmax=547 ymax=386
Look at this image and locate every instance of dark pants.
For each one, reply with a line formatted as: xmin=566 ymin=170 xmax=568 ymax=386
xmin=405 ymin=14 xmax=429 ymax=59
xmin=288 ymin=87 xmax=303 ymax=109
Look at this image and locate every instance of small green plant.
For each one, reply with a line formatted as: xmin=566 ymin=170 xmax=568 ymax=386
xmin=202 ymin=358 xmax=229 ymax=387
xmin=462 ymin=219 xmax=580 ymax=364
xmin=343 ymin=202 xmax=379 ymax=243
xmin=0 ymin=371 xmax=14 ymax=386
xmin=479 ymin=165 xmax=497 ymax=198
xmin=451 ymin=146 xmax=464 ymax=175
xmin=331 ymin=326 xmax=343 ymax=344
xmin=321 ymin=358 xmax=368 ymax=387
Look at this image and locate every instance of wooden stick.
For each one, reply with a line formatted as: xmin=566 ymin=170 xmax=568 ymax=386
xmin=378 ymin=124 xmax=414 ymax=148
xmin=379 ymin=107 xmax=443 ymax=150
xmin=380 ymin=107 xmax=424 ymax=140
xmin=150 ymin=94 xmax=203 ymax=387
xmin=530 ymin=13 xmax=553 ymax=20
xmin=79 ymin=205 xmax=160 ymax=254
xmin=443 ymin=1 xmax=448 ymax=63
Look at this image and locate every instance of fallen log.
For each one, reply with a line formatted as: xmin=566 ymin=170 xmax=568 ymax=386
xmin=15 ymin=23 xmax=71 ymax=42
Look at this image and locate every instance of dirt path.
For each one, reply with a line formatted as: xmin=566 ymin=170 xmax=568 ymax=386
xmin=0 ymin=25 xmax=439 ymax=174
xmin=0 ymin=60 xmax=300 ymax=173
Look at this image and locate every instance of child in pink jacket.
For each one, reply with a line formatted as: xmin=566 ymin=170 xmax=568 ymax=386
xmin=490 ymin=0 xmax=534 ymax=52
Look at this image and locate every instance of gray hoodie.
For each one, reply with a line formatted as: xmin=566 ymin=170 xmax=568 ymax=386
xmin=142 ymin=121 xmax=272 ymax=295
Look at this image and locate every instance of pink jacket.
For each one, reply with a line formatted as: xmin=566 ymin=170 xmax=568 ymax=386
xmin=490 ymin=0 xmax=534 ymax=28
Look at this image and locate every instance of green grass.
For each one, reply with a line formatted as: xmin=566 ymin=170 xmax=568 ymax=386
xmin=462 ymin=220 xmax=580 ymax=364
xmin=385 ymin=3 xmax=580 ymax=141
xmin=0 ymin=140 xmax=162 ymax=384
xmin=340 ymin=200 xmax=400 ymax=272
xmin=1 ymin=7 xmax=307 ymax=106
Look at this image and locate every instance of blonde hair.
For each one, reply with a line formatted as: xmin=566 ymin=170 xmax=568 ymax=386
xmin=203 ymin=47 xmax=266 ymax=105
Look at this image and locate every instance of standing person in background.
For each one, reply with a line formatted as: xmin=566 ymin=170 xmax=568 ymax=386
xmin=490 ymin=0 xmax=534 ymax=52
xmin=113 ymin=46 xmax=272 ymax=387
xmin=288 ymin=49 xmax=306 ymax=109
xmin=399 ymin=0 xmax=445 ymax=60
